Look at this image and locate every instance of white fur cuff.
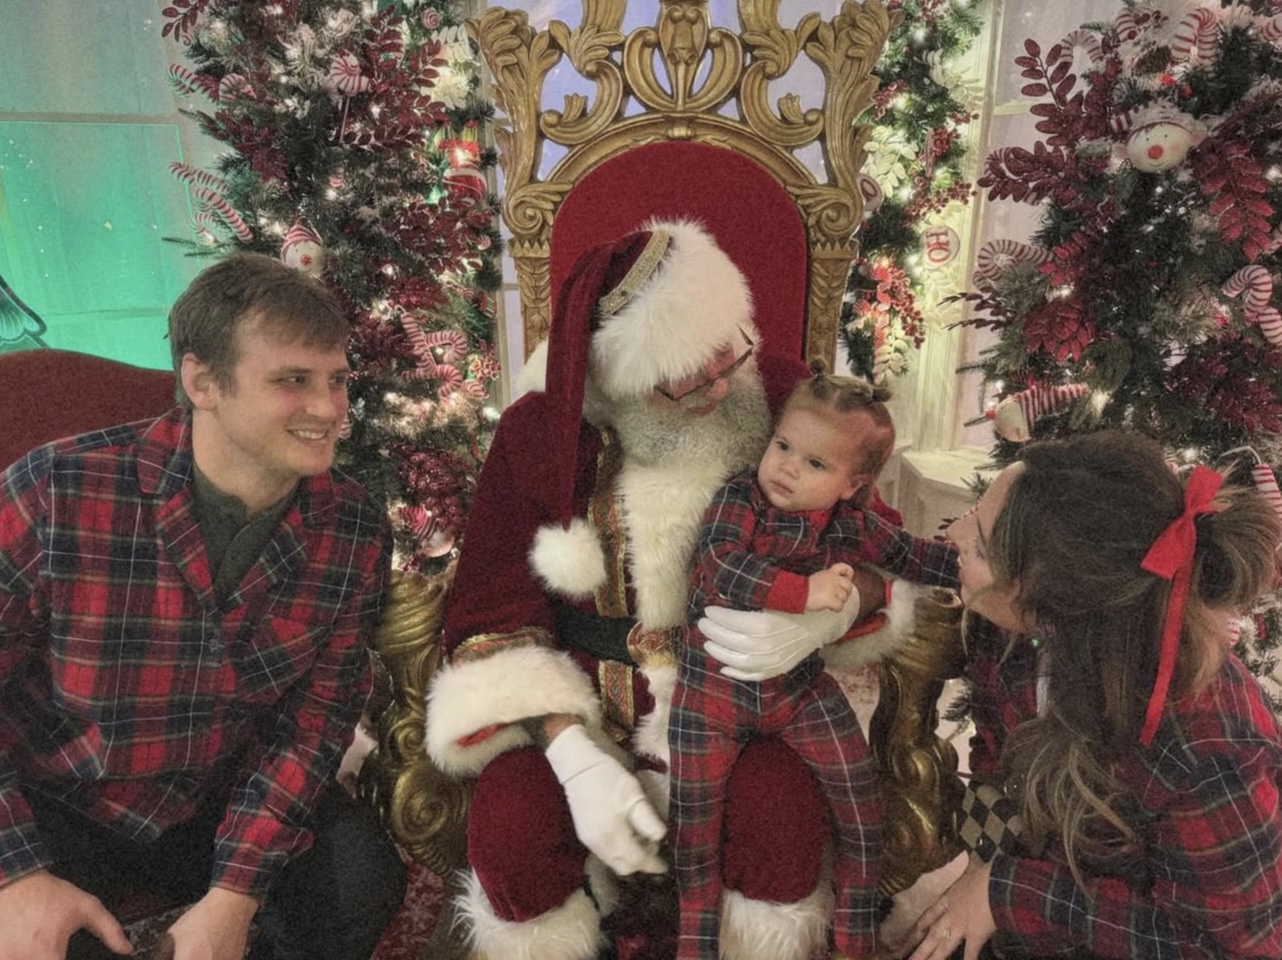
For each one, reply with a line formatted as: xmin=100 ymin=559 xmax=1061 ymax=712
xmin=821 ymin=578 xmax=923 ymax=669
xmin=426 ymin=645 xmax=602 ymax=776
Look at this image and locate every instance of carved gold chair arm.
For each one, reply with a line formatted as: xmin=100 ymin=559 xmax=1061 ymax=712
xmin=870 ymin=586 xmax=967 ymax=898
xmin=359 ymin=570 xmax=471 ymax=876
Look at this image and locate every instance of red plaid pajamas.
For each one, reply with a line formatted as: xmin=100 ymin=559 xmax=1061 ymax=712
xmin=0 ymin=410 xmax=391 ymax=897
xmin=965 ymin=618 xmax=1282 ymax=958
xmin=671 ymin=472 xmax=959 ymax=959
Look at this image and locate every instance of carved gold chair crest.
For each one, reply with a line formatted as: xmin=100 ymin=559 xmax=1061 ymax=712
xmin=361 ymin=0 xmax=966 ymax=919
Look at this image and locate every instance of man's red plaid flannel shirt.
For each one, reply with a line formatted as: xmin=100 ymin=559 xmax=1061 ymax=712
xmin=0 ymin=409 xmax=391 ymax=898
xmin=966 ymin=618 xmax=1282 ymax=958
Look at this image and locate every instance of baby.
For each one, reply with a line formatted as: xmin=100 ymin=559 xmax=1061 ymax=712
xmin=669 ymin=367 xmax=960 ymax=960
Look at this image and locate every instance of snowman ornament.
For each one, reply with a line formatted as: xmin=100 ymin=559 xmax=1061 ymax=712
xmin=1112 ymin=102 xmax=1207 ymax=174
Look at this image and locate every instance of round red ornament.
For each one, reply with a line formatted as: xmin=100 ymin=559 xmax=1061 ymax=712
xmin=444 ymin=163 xmax=487 ymax=207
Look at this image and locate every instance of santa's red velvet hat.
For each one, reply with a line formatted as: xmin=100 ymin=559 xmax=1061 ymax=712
xmin=530 ymin=218 xmax=755 ymax=597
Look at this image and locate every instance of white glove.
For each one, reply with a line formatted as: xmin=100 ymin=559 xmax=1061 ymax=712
xmin=700 ymin=586 xmax=861 ymax=681
xmin=544 ymin=724 xmax=667 ymax=875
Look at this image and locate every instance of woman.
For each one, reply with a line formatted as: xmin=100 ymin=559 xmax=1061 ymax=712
xmin=906 ymin=431 xmax=1282 ymax=960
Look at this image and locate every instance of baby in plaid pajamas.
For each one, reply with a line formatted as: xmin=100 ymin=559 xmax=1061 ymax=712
xmin=669 ymin=368 xmax=960 ymax=960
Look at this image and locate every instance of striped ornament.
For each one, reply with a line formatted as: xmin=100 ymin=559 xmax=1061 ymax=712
xmin=169 ymin=162 xmax=228 ymax=193
xmin=328 ymin=53 xmax=372 ymax=96
xmin=193 ymin=187 xmax=253 ymax=242
xmin=1223 ymin=266 xmax=1282 ymax=347
xmin=973 ymin=238 xmax=1050 ymax=289
xmin=1254 ymin=307 xmax=1282 ymax=347
xmin=991 ymin=383 xmax=1088 ymax=442
xmin=1169 ymin=8 xmax=1220 ymax=63
xmin=1115 ymin=9 xmax=1143 ymax=43
xmin=1223 ymin=265 xmax=1272 ymax=313
xmin=1047 ymin=29 xmax=1104 ymax=71
xmin=1260 ymin=14 xmax=1282 ymax=43
xmin=1251 ymin=463 xmax=1282 ymax=524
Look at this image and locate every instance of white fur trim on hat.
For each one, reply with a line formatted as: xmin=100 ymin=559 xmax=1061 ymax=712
xmin=426 ymin=645 xmax=602 ymax=776
xmin=456 ymin=868 xmax=606 ymax=960
xmin=516 ymin=339 xmax=549 ymax=396
xmin=720 ymin=875 xmax=833 ymax=960
xmin=821 ymin=577 xmax=922 ymax=670
xmin=590 ymin=219 xmax=755 ymax=398
xmin=530 ymin=517 xmax=608 ymax=600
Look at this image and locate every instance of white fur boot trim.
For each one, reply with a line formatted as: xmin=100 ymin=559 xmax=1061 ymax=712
xmin=530 ymin=517 xmax=608 ymax=600
xmin=720 ymin=881 xmax=834 ymax=960
xmin=455 ymin=868 xmax=607 ymax=960
xmin=821 ymin=578 xmax=923 ymax=670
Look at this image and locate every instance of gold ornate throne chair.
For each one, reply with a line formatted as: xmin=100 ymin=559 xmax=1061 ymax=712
xmin=362 ymin=0 xmax=966 ymax=910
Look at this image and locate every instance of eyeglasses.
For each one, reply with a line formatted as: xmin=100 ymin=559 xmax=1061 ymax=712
xmin=655 ymin=330 xmax=755 ymax=403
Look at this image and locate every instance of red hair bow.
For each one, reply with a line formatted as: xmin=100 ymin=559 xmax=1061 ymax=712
xmin=1138 ymin=465 xmax=1222 ymax=746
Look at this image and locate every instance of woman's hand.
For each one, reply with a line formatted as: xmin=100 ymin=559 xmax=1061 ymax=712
xmin=903 ymin=859 xmax=996 ymax=960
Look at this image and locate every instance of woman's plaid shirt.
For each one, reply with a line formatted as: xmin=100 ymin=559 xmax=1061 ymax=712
xmin=0 ymin=410 xmax=391 ymax=897
xmin=966 ymin=620 xmax=1282 ymax=958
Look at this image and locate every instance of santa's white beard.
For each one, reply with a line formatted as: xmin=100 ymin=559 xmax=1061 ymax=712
xmin=598 ymin=365 xmax=771 ymax=473
xmin=588 ymin=367 xmax=772 ymax=628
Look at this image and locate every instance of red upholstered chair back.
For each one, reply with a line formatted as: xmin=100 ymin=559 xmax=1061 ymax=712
xmin=0 ymin=349 xmax=176 ymax=471
xmin=550 ymin=142 xmax=807 ymax=361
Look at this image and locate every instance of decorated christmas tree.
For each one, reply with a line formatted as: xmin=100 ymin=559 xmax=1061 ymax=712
xmin=960 ymin=0 xmax=1282 ymax=691
xmin=841 ymin=0 xmax=984 ymax=384
xmin=162 ymin=0 xmax=500 ymax=573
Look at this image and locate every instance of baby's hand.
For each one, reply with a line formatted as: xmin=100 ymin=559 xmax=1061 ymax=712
xmin=806 ymin=563 xmax=854 ymax=612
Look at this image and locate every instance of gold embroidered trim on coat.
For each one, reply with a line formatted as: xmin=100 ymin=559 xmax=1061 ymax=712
xmin=453 ymin=627 xmax=555 ymax=664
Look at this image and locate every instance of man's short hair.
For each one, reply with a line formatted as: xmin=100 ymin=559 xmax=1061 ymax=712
xmin=168 ymin=252 xmax=349 ymax=406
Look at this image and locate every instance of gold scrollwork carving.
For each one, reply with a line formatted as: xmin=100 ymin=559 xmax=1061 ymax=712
xmin=544 ymin=17 xmax=626 ymax=144
xmin=624 ymin=1 xmax=743 ymax=114
xmin=467 ymin=8 xmax=562 ymax=203
xmin=870 ymin=587 xmax=967 ymax=898
xmin=471 ymin=0 xmax=895 ymax=365
xmin=359 ymin=571 xmax=471 ymax=876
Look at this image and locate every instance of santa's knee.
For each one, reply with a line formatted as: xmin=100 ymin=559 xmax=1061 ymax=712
xmin=719 ymin=738 xmax=832 ymax=960
xmin=723 ymin=737 xmax=828 ymax=901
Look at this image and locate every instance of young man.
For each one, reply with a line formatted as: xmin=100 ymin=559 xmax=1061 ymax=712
xmin=0 ymin=253 xmax=404 ymax=960
xmin=427 ymin=220 xmax=892 ymax=960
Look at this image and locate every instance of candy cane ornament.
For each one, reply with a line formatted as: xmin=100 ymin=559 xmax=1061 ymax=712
xmin=1251 ymin=463 xmax=1282 ymax=524
xmin=422 ymin=330 xmax=469 ymax=365
xmin=1046 ymin=30 xmax=1104 ymax=71
xmin=399 ymin=314 xmax=440 ymax=381
xmin=193 ymin=187 xmax=253 ymax=242
xmin=1223 ymin=265 xmax=1282 ymax=347
xmin=169 ymin=162 xmax=229 ymax=194
xmin=1169 ymin=8 xmax=1221 ymax=64
xmin=435 ymin=363 xmax=464 ymax=400
xmin=988 ymin=383 xmax=1089 ymax=443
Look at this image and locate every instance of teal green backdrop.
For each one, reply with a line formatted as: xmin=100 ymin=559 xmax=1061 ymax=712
xmin=0 ymin=1 xmax=217 ymax=367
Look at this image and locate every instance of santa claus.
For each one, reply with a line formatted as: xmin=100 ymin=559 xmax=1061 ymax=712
xmin=426 ymin=220 xmax=888 ymax=960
